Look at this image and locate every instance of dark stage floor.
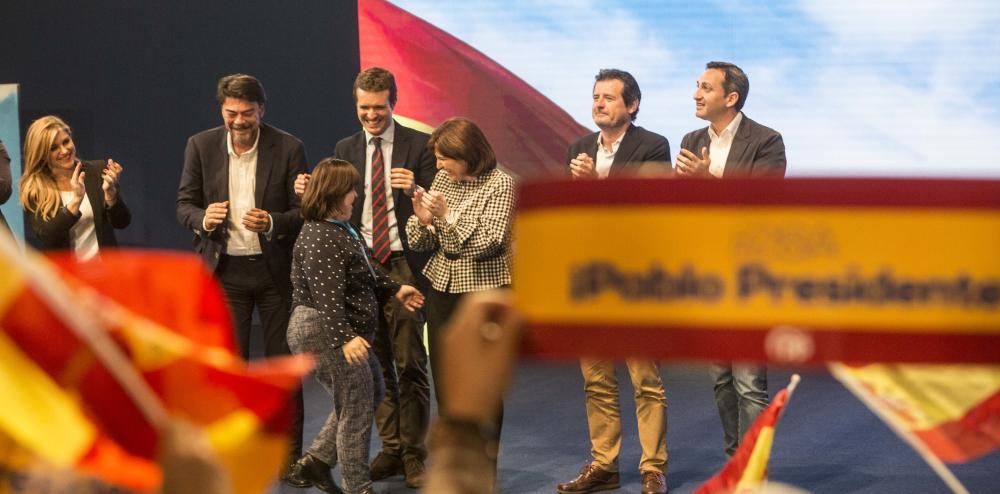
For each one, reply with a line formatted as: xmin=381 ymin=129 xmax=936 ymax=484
xmin=274 ymin=362 xmax=1000 ymax=493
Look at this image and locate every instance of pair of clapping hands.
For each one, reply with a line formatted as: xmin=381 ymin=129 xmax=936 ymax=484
xmin=569 ymin=147 xmax=712 ymax=178
xmin=65 ymin=159 xmax=124 ymax=214
xmin=293 ymin=169 xmax=450 ymax=224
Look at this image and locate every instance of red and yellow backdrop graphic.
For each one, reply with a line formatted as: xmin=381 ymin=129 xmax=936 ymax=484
xmin=358 ymin=0 xmax=588 ymax=177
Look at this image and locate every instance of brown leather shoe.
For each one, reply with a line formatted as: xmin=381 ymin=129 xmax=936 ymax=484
xmin=403 ymin=456 xmax=426 ymax=488
xmin=557 ymin=463 xmax=620 ymax=493
xmin=641 ymin=470 xmax=668 ymax=494
xmin=370 ymin=451 xmax=404 ymax=480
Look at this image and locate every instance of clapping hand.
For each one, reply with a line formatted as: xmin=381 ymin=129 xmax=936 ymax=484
xmin=422 ymin=190 xmax=449 ymax=220
xmin=675 ymin=147 xmax=712 ymax=177
xmin=569 ymin=153 xmax=598 ymax=180
xmin=101 ymin=159 xmax=124 ymax=206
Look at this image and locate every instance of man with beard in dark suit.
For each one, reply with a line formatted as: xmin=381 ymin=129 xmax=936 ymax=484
xmin=176 ymin=73 xmax=307 ymax=479
xmin=559 ymin=69 xmax=670 ymax=494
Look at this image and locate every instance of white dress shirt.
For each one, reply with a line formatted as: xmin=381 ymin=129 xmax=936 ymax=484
xmin=708 ymin=112 xmax=744 ymax=178
xmin=594 ymin=131 xmax=625 ymax=179
xmin=60 ymin=190 xmax=98 ymax=260
xmin=223 ymin=130 xmax=263 ymax=255
xmin=361 ymin=122 xmax=404 ymax=252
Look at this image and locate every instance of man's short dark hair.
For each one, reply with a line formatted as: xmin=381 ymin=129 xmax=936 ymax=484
xmin=353 ymin=67 xmax=398 ymax=108
xmin=216 ymin=74 xmax=267 ymax=105
xmin=595 ymin=69 xmax=641 ymax=121
xmin=706 ymin=61 xmax=749 ymax=112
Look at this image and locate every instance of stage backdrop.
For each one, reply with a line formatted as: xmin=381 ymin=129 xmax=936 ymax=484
xmin=0 ymin=85 xmax=22 ymax=241
xmin=392 ymin=0 xmax=1000 ymax=178
xmin=0 ymin=0 xmax=361 ymax=250
xmin=3 ymin=1 xmax=999 ymax=250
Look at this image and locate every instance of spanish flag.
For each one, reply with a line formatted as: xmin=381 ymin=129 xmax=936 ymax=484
xmin=694 ymin=375 xmax=800 ymax=494
xmin=830 ymin=363 xmax=1000 ymax=493
xmin=358 ymin=0 xmax=588 ymax=177
xmin=0 ymin=238 xmax=311 ymax=493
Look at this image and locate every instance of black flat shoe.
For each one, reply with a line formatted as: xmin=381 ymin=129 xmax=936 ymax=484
xmin=285 ymin=453 xmax=344 ymax=494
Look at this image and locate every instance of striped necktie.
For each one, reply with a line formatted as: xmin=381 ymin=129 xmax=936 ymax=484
xmin=370 ymin=136 xmax=391 ymax=264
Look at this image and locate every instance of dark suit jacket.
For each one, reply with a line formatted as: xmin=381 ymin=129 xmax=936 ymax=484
xmin=333 ymin=120 xmax=436 ymax=286
xmin=0 ymin=140 xmax=10 ymax=235
xmin=566 ymin=124 xmax=671 ymax=177
xmin=679 ymin=114 xmax=786 ymax=178
xmin=176 ymin=124 xmax=308 ymax=291
xmin=28 ymin=160 xmax=131 ymax=250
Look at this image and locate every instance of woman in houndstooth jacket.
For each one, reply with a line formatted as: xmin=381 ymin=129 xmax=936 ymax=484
xmin=405 ymin=117 xmax=516 ymax=492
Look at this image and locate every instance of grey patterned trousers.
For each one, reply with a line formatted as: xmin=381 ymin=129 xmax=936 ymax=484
xmin=288 ymin=305 xmax=385 ymax=494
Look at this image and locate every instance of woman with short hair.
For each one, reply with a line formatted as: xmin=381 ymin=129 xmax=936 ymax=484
xmin=405 ymin=117 xmax=516 ymax=491
xmin=286 ymin=157 xmax=423 ymax=494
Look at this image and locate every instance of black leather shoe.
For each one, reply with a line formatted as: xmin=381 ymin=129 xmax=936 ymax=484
xmin=641 ymin=470 xmax=668 ymax=494
xmin=556 ymin=463 xmax=620 ymax=493
xmin=285 ymin=454 xmax=344 ymax=494
xmin=369 ymin=451 xmax=404 ymax=480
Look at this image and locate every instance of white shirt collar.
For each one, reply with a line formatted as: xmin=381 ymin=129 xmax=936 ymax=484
xmin=597 ymin=128 xmax=626 ymax=154
xmin=226 ymin=127 xmax=261 ymax=157
xmin=365 ymin=120 xmax=396 ymax=144
xmin=709 ymin=112 xmax=744 ymax=141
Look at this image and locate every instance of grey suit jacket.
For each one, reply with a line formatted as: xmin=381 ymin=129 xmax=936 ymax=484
xmin=176 ymin=123 xmax=308 ymax=290
xmin=333 ymin=120 xmax=436 ymax=286
xmin=679 ymin=114 xmax=786 ymax=178
xmin=566 ymin=124 xmax=671 ymax=177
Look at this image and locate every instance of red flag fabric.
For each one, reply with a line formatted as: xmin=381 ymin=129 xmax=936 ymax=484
xmin=50 ymin=250 xmax=235 ymax=350
xmin=695 ymin=377 xmax=798 ymax=494
xmin=0 ymin=247 xmax=310 ymax=493
xmin=358 ymin=0 xmax=589 ymax=177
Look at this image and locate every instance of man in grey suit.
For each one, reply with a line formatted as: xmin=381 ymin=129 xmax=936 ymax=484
xmin=176 ymin=73 xmax=307 ymax=476
xmin=675 ymin=61 xmax=786 ymax=458
xmin=559 ymin=69 xmax=669 ymax=494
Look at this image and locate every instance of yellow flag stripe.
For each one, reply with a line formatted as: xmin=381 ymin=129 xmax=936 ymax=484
xmin=0 ymin=330 xmax=95 ymax=465
xmin=735 ymin=425 xmax=775 ymax=489
xmin=0 ymin=257 xmax=25 ymax=316
xmin=834 ymin=364 xmax=1000 ymax=428
xmin=205 ymin=410 xmax=287 ymax=494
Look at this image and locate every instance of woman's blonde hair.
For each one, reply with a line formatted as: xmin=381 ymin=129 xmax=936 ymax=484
xmin=20 ymin=116 xmax=72 ymax=220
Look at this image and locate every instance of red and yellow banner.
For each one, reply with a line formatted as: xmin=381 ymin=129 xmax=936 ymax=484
xmin=515 ymin=178 xmax=1000 ymax=363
